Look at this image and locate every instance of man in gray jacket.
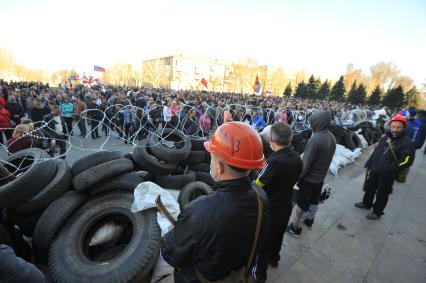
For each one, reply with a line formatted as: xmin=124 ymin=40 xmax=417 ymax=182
xmin=287 ymin=110 xmax=336 ymax=237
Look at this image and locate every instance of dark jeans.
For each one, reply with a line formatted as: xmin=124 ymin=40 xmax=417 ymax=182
xmin=91 ymin=120 xmax=100 ymax=138
xmin=49 ymin=134 xmax=66 ymax=159
xmin=64 ymin=117 xmax=73 ymax=135
xmin=0 ymin=244 xmax=45 ymax=283
xmin=362 ymin=171 xmax=394 ymax=215
xmin=77 ymin=117 xmax=86 ymax=136
xmin=123 ymin=123 xmax=133 ymax=143
xmin=256 ymin=204 xmax=292 ymax=280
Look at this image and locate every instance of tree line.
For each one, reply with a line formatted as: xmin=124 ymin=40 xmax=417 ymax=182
xmin=283 ymin=74 xmax=420 ymax=109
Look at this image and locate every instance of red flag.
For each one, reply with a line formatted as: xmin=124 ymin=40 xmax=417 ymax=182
xmin=201 ymin=78 xmax=208 ymax=89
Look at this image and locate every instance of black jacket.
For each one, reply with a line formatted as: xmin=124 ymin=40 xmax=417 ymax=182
xmin=365 ymin=133 xmax=415 ymax=177
xmin=42 ymin=113 xmax=66 ymax=139
xmin=5 ymin=102 xmax=24 ymax=124
xmin=256 ymin=147 xmax=303 ymax=207
xmin=161 ymin=177 xmax=270 ymax=283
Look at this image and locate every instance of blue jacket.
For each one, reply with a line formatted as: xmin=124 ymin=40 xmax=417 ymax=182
xmin=252 ymin=114 xmax=266 ymax=130
xmin=407 ymin=118 xmax=424 ymax=149
xmin=61 ymin=103 xmax=74 ymax=118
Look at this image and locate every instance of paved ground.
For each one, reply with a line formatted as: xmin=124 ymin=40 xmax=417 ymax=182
xmin=268 ymin=148 xmax=426 ymax=283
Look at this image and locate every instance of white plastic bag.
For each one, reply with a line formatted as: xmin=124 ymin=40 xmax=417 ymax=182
xmin=131 ymin=182 xmax=180 ymax=283
xmin=131 ymin=181 xmax=181 ymax=236
xmin=89 ymin=222 xmax=124 ymax=247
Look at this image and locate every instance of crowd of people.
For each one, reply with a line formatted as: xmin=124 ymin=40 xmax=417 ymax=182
xmin=0 ymin=79 xmax=396 ymax=155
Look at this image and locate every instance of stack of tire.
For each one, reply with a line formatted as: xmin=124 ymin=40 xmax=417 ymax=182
xmin=330 ymin=125 xmax=362 ymax=150
xmin=358 ymin=122 xmax=385 ymax=146
xmin=291 ymin=129 xmax=312 ymax=154
xmin=131 ymin=128 xmax=214 ymax=209
xmin=0 ymin=149 xmax=161 ymax=283
xmin=0 ymin=148 xmax=72 ymax=266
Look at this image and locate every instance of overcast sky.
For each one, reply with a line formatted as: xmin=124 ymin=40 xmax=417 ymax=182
xmin=1 ymin=0 xmax=425 ymax=85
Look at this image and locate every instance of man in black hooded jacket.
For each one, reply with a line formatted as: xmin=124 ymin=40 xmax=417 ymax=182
xmin=288 ymin=110 xmax=336 ymax=237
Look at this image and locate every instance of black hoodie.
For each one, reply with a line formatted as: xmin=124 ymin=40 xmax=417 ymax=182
xmin=300 ymin=111 xmax=336 ymax=184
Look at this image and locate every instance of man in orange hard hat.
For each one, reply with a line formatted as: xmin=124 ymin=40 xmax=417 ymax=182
xmin=355 ymin=114 xmax=415 ymax=220
xmin=161 ymin=121 xmax=270 ymax=283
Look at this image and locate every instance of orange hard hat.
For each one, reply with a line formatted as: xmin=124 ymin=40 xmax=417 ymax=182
xmin=390 ymin=114 xmax=406 ymax=126
xmin=204 ymin=121 xmax=265 ymax=170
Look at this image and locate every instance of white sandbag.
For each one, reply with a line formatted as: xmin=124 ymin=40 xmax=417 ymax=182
xmin=329 ymin=145 xmax=362 ymax=175
xmin=335 ymin=145 xmax=353 ymax=163
xmin=89 ymin=222 xmax=124 ymax=247
xmin=356 ymin=130 xmax=368 ymax=149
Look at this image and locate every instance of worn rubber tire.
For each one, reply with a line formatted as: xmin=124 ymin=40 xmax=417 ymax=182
xmin=373 ymin=129 xmax=382 ymax=143
xmin=0 ymin=223 xmax=13 ymax=246
xmin=292 ymin=138 xmax=307 ymax=154
xmin=362 ymin=128 xmax=374 ymax=145
xmin=71 ymin=150 xmax=123 ymax=177
xmin=131 ymin=171 xmax=154 ymax=182
xmin=72 ymin=158 xmax=134 ymax=192
xmin=154 ymin=170 xmax=196 ymax=190
xmin=150 ymin=128 xmax=191 ymax=163
xmin=133 ymin=139 xmax=178 ymax=175
xmin=124 ymin=152 xmax=139 ymax=169
xmin=180 ymin=151 xmax=206 ymax=166
xmin=0 ymin=148 xmax=56 ymax=208
xmin=344 ymin=131 xmax=362 ymax=150
xmin=33 ymin=191 xmax=88 ymax=263
xmin=194 ymin=171 xmax=216 ymax=187
xmin=376 ymin=123 xmax=385 ymax=135
xmin=15 ymin=159 xmax=72 ymax=213
xmin=178 ymin=181 xmax=212 ymax=211
xmin=88 ymin=173 xmax=142 ymax=197
xmin=189 ymin=163 xmax=210 ymax=173
xmin=48 ymin=193 xmax=160 ymax=283
xmin=6 ymin=209 xmax=43 ymax=237
xmin=189 ymin=136 xmax=208 ymax=151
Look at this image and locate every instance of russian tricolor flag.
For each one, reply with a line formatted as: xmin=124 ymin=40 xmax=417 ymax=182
xmin=94 ymin=65 xmax=106 ymax=72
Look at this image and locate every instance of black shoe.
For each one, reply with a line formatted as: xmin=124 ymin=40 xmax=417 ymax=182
xmin=354 ymin=202 xmax=371 ymax=209
xmin=304 ymin=218 xmax=314 ymax=230
xmin=366 ymin=212 xmax=381 ymax=220
xmin=92 ymin=136 xmax=97 ymax=139
xmin=269 ymin=259 xmax=279 ymax=268
xmin=96 ymin=135 xmax=101 ymax=138
xmin=287 ymin=223 xmax=302 ymax=238
xmin=255 ymin=276 xmax=266 ymax=283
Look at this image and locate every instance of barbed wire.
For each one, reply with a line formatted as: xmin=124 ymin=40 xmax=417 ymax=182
xmin=3 ymin=103 xmax=377 ymax=181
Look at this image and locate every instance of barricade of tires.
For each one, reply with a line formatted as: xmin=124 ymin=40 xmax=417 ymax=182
xmin=0 ymin=149 xmax=162 ymax=283
xmin=331 ymin=120 xmax=386 ymax=150
xmin=131 ymin=129 xmax=216 ymax=190
xmin=1 ymin=136 xmax=215 ymax=282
